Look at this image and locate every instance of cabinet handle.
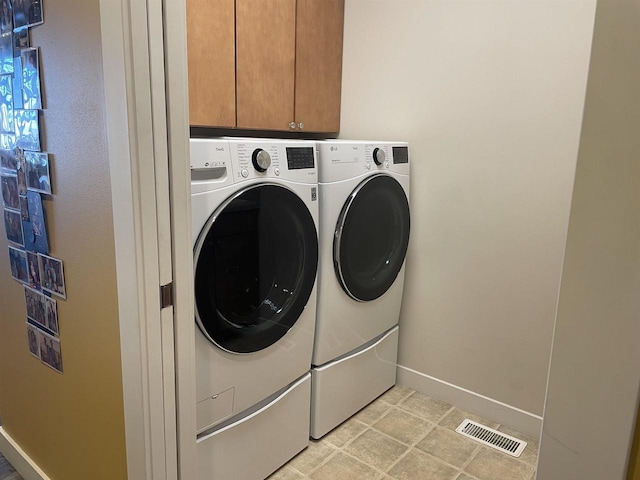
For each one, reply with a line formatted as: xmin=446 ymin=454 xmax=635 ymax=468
xmin=297 ymin=122 xmax=304 ymax=130
xmin=289 ymin=121 xmax=296 ymax=130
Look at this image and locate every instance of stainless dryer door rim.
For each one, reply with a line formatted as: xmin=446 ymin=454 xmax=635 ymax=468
xmin=333 ymin=174 xmax=410 ymax=302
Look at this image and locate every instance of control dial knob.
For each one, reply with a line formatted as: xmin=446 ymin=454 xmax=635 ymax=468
xmin=252 ymin=149 xmax=271 ymax=172
xmin=373 ymin=147 xmax=385 ymax=166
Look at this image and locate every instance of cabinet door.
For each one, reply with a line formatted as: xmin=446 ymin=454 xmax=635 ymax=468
xmin=294 ymin=0 xmax=344 ymax=133
xmin=236 ymin=0 xmax=296 ymax=131
xmin=186 ymin=0 xmax=236 ymax=127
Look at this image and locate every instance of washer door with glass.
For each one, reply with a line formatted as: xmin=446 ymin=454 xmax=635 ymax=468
xmin=194 ymin=184 xmax=318 ymax=354
xmin=334 ymin=175 xmax=410 ymax=302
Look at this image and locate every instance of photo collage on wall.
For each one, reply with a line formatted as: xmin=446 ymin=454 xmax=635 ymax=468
xmin=0 ymin=0 xmax=63 ymax=374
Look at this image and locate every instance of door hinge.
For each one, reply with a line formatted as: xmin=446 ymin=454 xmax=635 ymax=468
xmin=160 ymin=282 xmax=174 ymax=309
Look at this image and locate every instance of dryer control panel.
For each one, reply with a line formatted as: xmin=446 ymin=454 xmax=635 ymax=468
xmin=317 ymin=141 xmax=410 ymax=183
xmin=364 ymin=144 xmax=392 ymax=171
xmin=392 ymin=146 xmax=409 ymax=164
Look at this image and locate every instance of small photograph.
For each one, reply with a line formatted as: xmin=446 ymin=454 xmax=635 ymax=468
xmin=26 ymin=250 xmax=39 ymax=287
xmin=13 ymin=26 xmax=28 ymax=52
xmin=15 ymin=143 xmax=23 ymax=164
xmin=24 ymin=284 xmax=44 ymax=326
xmin=14 ymin=109 xmax=39 ymax=151
xmin=21 ymin=48 xmax=40 ymax=110
xmin=0 ymin=130 xmax=14 ymax=148
xmin=0 ymin=73 xmax=13 ymax=133
xmin=24 ymin=151 xmax=50 ymax=194
xmin=19 ymin=194 xmax=27 ymax=219
xmin=29 ymin=193 xmax=44 ymax=238
xmin=39 ymin=330 xmax=63 ymax=374
xmin=39 ymin=253 xmax=65 ymax=299
xmin=0 ymin=0 xmax=12 ymax=35
xmin=8 ymin=244 xmax=28 ymax=283
xmin=44 ymin=295 xmax=58 ymax=335
xmin=12 ymin=57 xmax=21 ymax=109
xmin=16 ymin=156 xmax=26 ymax=194
xmin=3 ymin=207 xmax=23 ymax=245
xmin=0 ymin=145 xmax=15 ymax=169
xmin=24 ymin=189 xmax=47 ymax=253
xmin=26 ymin=322 xmax=39 ymax=358
xmin=0 ymin=30 xmax=11 ymax=75
xmin=12 ymin=0 xmax=25 ymax=28
xmin=28 ymin=0 xmax=44 ymax=27
xmin=13 ymin=0 xmax=42 ymax=30
xmin=1 ymin=171 xmax=19 ymax=209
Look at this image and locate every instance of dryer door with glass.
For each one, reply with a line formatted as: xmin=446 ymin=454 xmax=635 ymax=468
xmin=194 ymin=183 xmax=318 ymax=354
xmin=334 ymin=174 xmax=410 ymax=302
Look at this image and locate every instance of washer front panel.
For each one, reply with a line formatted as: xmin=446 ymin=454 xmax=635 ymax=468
xmin=334 ymin=174 xmax=410 ymax=302
xmin=194 ymin=183 xmax=318 ymax=354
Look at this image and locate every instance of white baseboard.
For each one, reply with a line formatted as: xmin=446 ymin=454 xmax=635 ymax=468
xmin=0 ymin=427 xmax=50 ymax=480
xmin=397 ymin=365 xmax=543 ymax=439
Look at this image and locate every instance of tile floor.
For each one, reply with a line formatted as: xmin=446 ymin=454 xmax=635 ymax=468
xmin=269 ymin=386 xmax=539 ymax=480
xmin=0 ymin=453 xmax=21 ymax=480
xmin=0 ymin=386 xmax=539 ymax=480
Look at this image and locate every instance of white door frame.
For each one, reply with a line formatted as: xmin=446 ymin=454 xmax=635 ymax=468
xmin=163 ymin=0 xmax=198 ymax=478
xmin=99 ymin=0 xmax=196 ymax=479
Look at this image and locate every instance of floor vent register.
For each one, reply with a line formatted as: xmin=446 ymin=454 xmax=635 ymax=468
xmin=455 ymin=419 xmax=527 ymax=457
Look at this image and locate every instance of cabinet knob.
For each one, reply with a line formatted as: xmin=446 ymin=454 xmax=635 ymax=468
xmin=289 ymin=121 xmax=296 ymax=130
xmin=297 ymin=122 xmax=304 ymax=130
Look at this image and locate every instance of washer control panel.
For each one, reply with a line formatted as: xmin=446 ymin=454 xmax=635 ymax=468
xmin=251 ymin=149 xmax=272 ymax=172
xmin=286 ymin=147 xmax=315 ymax=170
xmin=190 ymin=138 xmax=318 ymax=186
xmin=190 ymin=139 xmax=232 ymax=180
xmin=236 ymin=143 xmax=281 ymax=177
xmin=229 ymin=139 xmax=318 ymax=184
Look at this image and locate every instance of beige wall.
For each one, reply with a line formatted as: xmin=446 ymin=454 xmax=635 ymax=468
xmin=339 ymin=0 xmax=595 ymax=415
xmin=537 ymin=0 xmax=640 ymax=477
xmin=629 ymin=404 xmax=640 ymax=480
xmin=0 ymin=0 xmax=128 ymax=478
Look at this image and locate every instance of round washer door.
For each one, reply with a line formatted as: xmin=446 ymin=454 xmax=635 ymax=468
xmin=194 ymin=184 xmax=318 ymax=354
xmin=334 ymin=174 xmax=410 ymax=302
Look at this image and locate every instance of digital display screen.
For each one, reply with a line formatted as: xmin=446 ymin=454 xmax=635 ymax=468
xmin=286 ymin=147 xmax=315 ymax=170
xmin=393 ymin=147 xmax=409 ymax=164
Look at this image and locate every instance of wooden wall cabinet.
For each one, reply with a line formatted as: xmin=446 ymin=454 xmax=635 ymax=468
xmin=187 ymin=0 xmax=345 ymax=134
xmin=186 ymin=0 xmax=236 ymax=128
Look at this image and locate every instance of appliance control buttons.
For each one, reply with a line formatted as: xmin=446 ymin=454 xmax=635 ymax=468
xmin=373 ymin=147 xmax=385 ymax=166
xmin=252 ymin=149 xmax=271 ymax=172
xmin=241 ymin=169 xmax=249 ymax=178
xmin=385 ymin=161 xmax=390 ymax=168
xmin=274 ymin=167 xmax=280 ymax=176
xmin=366 ymin=162 xmax=371 ymax=170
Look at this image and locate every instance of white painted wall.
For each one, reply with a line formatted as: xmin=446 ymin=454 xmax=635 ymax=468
xmin=339 ymin=0 xmax=596 ymax=418
xmin=537 ymin=0 xmax=640 ymax=477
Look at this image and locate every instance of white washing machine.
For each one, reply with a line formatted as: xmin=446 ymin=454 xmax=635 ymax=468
xmin=311 ymin=140 xmax=410 ymax=439
xmin=191 ymin=138 xmax=319 ymax=479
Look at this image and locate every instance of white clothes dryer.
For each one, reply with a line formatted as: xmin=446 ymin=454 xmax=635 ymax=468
xmin=311 ymin=140 xmax=410 ymax=439
xmin=191 ymin=138 xmax=319 ymax=479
